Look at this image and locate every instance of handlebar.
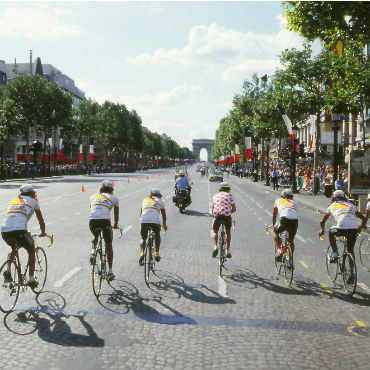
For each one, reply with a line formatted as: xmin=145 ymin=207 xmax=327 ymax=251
xmin=265 ymin=224 xmax=273 ymax=235
xmin=113 ymin=226 xmax=123 ymax=238
xmin=32 ymin=233 xmax=54 ymax=248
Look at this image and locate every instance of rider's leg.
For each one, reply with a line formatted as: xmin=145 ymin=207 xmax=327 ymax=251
xmin=288 ymin=237 xmax=295 ymax=254
xmin=27 ymin=245 xmax=36 ymax=278
xmin=273 ymin=231 xmax=281 ymax=251
xmin=154 ymin=232 xmax=161 ymax=254
xmin=226 ymin=229 xmax=231 ymax=250
xmin=105 ymin=243 xmax=113 ymax=270
xmin=213 ymin=230 xmax=218 ymax=249
xmin=328 ymin=231 xmax=338 ymax=255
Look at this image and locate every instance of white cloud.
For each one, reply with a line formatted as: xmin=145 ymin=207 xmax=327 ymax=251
xmin=0 ymin=4 xmax=85 ymax=39
xmin=127 ymin=16 xmax=304 ymax=81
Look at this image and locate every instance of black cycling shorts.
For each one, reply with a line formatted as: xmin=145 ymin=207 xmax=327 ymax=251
xmin=140 ymin=223 xmax=161 ymax=240
xmin=89 ymin=219 xmax=113 ymax=244
xmin=329 ymin=227 xmax=358 ymax=251
xmin=213 ymin=215 xmax=232 ymax=231
xmin=274 ymin=217 xmax=298 ymax=239
xmin=2 ymin=230 xmax=34 ymax=251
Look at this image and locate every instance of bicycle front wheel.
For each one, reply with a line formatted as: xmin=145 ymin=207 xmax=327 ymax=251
xmin=342 ymin=252 xmax=357 ymax=296
xmin=326 ymin=245 xmax=339 ymax=282
xmin=32 ymin=247 xmax=47 ymax=294
xmin=92 ymin=249 xmax=103 ymax=297
xmin=359 ymin=236 xmax=370 ymax=272
xmin=283 ymin=246 xmax=293 ymax=287
xmin=0 ymin=259 xmax=20 ymax=313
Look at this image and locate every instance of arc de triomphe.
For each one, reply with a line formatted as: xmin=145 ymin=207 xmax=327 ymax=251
xmin=192 ymin=139 xmax=214 ymax=162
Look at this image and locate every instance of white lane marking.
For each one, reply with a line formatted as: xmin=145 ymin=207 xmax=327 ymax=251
xmin=74 ymin=211 xmax=81 ymax=216
xmin=296 ymin=234 xmax=307 ymax=243
xmin=164 ymin=195 xmax=171 ymax=201
xmin=265 ymin=210 xmax=273 ymax=216
xmin=218 ymin=275 xmax=228 ymax=297
xmin=46 ymin=221 xmax=55 ymax=226
xmin=123 ymin=226 xmax=133 ymax=233
xmin=210 ymin=229 xmax=214 ymax=237
xmin=357 ymin=282 xmax=370 ymax=293
xmin=60 ymin=217 xmax=68 ymax=221
xmin=54 ymin=266 xmax=82 ymax=288
xmin=256 ymin=202 xmax=263 ymax=209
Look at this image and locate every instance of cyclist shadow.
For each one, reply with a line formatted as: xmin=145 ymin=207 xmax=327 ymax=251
xmin=184 ymin=210 xmax=212 ymax=218
xmin=150 ymin=270 xmax=236 ymax=305
xmin=319 ymin=282 xmax=370 ymax=306
xmin=100 ymin=278 xmax=197 ymax=325
xmin=3 ymin=291 xmax=104 ymax=347
xmin=222 ymin=264 xmax=326 ymax=297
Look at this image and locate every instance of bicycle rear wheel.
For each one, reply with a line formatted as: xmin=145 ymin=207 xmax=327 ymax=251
xmin=92 ymin=248 xmax=103 ymax=297
xmin=32 ymin=247 xmax=47 ymax=294
xmin=274 ymin=244 xmax=282 ymax=274
xmin=0 ymin=259 xmax=20 ymax=313
xmin=359 ymin=236 xmax=370 ymax=272
xmin=144 ymin=236 xmax=153 ymax=284
xmin=342 ymin=252 xmax=357 ymax=296
xmin=283 ymin=246 xmax=293 ymax=287
xmin=326 ymin=245 xmax=339 ymax=282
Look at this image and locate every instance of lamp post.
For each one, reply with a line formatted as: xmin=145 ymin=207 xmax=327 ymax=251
xmin=291 ymin=124 xmax=299 ymax=193
xmin=265 ymin=137 xmax=271 ymax=186
xmin=331 ymin=113 xmax=341 ymax=182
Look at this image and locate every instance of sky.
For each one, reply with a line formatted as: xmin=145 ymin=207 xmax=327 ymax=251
xmin=0 ymin=1 xmax=306 ymax=153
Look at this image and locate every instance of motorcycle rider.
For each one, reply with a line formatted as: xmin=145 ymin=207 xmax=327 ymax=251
xmin=174 ymin=170 xmax=192 ymax=205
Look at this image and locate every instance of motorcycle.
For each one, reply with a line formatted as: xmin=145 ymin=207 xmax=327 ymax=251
xmin=173 ymin=189 xmax=190 ymax=213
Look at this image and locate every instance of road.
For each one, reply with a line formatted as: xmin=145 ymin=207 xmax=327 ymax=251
xmin=0 ymin=168 xmax=369 ymax=370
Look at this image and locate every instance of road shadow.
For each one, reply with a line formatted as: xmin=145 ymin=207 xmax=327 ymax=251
xmin=96 ymin=278 xmax=196 ymax=325
xmin=184 ymin=210 xmax=212 ymax=217
xmin=148 ymin=270 xmax=236 ymax=305
xmin=3 ymin=291 xmax=104 ymax=347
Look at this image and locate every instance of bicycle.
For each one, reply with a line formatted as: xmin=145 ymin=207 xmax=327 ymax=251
xmin=266 ymin=225 xmax=294 ymax=287
xmin=216 ymin=220 xmax=235 ymax=277
xmin=359 ymin=234 xmax=370 ymax=272
xmin=322 ymin=232 xmax=357 ymax=296
xmin=0 ymin=233 xmax=53 ymax=313
xmin=91 ymin=226 xmax=122 ymax=297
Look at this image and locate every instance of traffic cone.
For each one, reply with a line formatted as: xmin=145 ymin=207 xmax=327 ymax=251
xmin=112 ymin=180 xmax=114 ymax=186
xmin=139 ymin=177 xmax=141 ymax=182
xmin=147 ymin=176 xmax=148 ymax=180
xmin=127 ymin=178 xmax=130 ymax=183
xmin=34 ymin=192 xmax=38 ymax=201
xmin=81 ymin=184 xmax=85 ymax=192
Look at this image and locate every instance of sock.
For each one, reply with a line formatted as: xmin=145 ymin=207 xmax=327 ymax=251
xmin=29 ymin=276 xmax=35 ymax=281
xmin=213 ymin=246 xmax=217 ymax=250
xmin=108 ymin=269 xmax=113 ymax=274
xmin=155 ymin=251 xmax=159 ymax=255
xmin=91 ymin=249 xmax=95 ymax=255
xmin=140 ymin=251 xmax=144 ymax=256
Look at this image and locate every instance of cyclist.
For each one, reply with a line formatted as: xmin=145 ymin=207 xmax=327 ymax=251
xmin=272 ymin=188 xmax=298 ymax=261
xmin=212 ymin=182 xmax=236 ymax=258
xmin=319 ymin=190 xmax=365 ymax=264
xmin=1 ymin=184 xmax=46 ymax=288
xmin=89 ymin=180 xmax=119 ymax=280
xmin=174 ymin=170 xmax=192 ymax=204
xmin=139 ymin=189 xmax=167 ymax=265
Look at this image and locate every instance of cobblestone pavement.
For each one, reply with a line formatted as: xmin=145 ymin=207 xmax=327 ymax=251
xmin=0 ymin=169 xmax=369 ymax=370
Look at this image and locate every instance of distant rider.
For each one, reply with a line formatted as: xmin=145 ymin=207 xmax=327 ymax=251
xmin=89 ymin=180 xmax=120 ymax=281
xmin=139 ymin=189 xmax=167 ymax=265
xmin=363 ymin=192 xmax=370 ymax=228
xmin=272 ymin=188 xmax=298 ymax=261
xmin=1 ymin=184 xmax=47 ymax=288
xmin=174 ymin=170 xmax=192 ymax=204
xmin=212 ymin=182 xmax=236 ymax=258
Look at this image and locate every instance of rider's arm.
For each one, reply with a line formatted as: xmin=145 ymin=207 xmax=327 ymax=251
xmin=113 ymin=206 xmax=119 ymax=228
xmin=364 ymin=210 xmax=369 ymax=228
xmin=272 ymin=207 xmax=278 ymax=226
xmin=319 ymin=213 xmax=330 ymax=235
xmin=161 ymin=209 xmax=167 ymax=231
xmin=35 ymin=209 xmax=46 ymax=236
xmin=231 ymin=204 xmax=236 ymax=213
xmin=355 ymin=211 xmax=365 ymax=232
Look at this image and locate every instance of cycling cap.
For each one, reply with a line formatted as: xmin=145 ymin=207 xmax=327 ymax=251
xmin=179 ymin=170 xmax=185 ymax=175
xmin=150 ymin=188 xmax=162 ymax=196
xmin=19 ymin=184 xmax=35 ymax=193
xmin=282 ymin=189 xmax=293 ymax=196
xmin=101 ymin=180 xmax=113 ymax=188
xmin=220 ymin=182 xmax=231 ymax=189
xmin=332 ymin=190 xmax=345 ymax=199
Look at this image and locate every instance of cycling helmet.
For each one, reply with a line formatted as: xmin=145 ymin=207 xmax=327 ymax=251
xmin=219 ymin=182 xmax=231 ymax=190
xmin=19 ymin=184 xmax=35 ymax=194
xmin=150 ymin=188 xmax=162 ymax=197
xmin=281 ymin=189 xmax=293 ymax=197
xmin=179 ymin=170 xmax=185 ymax=176
xmin=101 ymin=180 xmax=113 ymax=189
xmin=332 ymin=189 xmax=345 ymax=200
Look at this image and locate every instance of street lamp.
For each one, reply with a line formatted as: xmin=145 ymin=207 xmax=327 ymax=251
xmin=291 ymin=124 xmax=299 ymax=193
xmin=331 ymin=113 xmax=341 ymax=182
xmin=265 ymin=137 xmax=271 ymax=186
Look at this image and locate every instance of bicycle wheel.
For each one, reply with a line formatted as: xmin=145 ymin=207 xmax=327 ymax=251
xmin=326 ymin=245 xmax=339 ymax=282
xmin=274 ymin=244 xmax=282 ymax=274
xmin=342 ymin=252 xmax=357 ymax=296
xmin=219 ymin=226 xmax=226 ymax=276
xmin=359 ymin=237 xmax=370 ymax=272
xmin=283 ymin=246 xmax=294 ymax=287
xmin=92 ymin=247 xmax=103 ymax=297
xmin=144 ymin=236 xmax=152 ymax=284
xmin=0 ymin=259 xmax=20 ymax=313
xmin=32 ymin=247 xmax=47 ymax=294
